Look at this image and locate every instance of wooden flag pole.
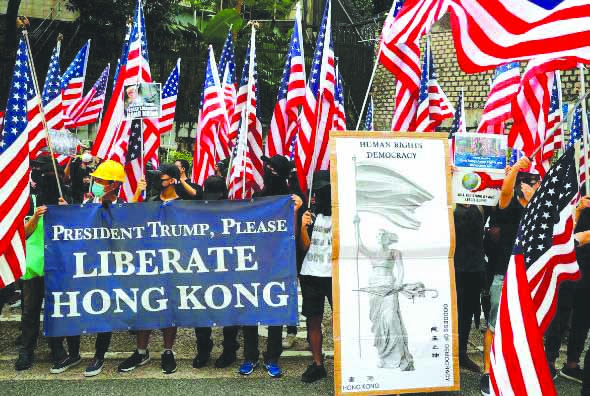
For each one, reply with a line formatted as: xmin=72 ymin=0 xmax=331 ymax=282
xmin=23 ymin=30 xmax=64 ymax=198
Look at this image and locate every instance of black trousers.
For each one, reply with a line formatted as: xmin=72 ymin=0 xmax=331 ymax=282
xmin=194 ymin=326 xmax=239 ymax=353
xmin=51 ymin=333 xmax=113 ymax=360
xmin=456 ymin=271 xmax=483 ymax=355
xmin=0 ymin=282 xmax=15 ymax=313
xmin=544 ymin=281 xmax=575 ymax=363
xmin=242 ymin=325 xmax=282 ymax=363
xmin=566 ymin=265 xmax=590 ymax=363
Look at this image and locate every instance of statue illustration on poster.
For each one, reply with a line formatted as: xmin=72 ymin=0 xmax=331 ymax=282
xmin=353 ymin=159 xmax=439 ymax=370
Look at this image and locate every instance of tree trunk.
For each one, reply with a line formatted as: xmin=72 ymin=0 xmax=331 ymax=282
xmin=233 ymin=0 xmax=242 ymax=40
xmin=5 ymin=0 xmax=22 ymax=51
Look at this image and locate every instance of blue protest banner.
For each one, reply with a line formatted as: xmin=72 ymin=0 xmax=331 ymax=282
xmin=43 ymin=196 xmax=298 ymax=337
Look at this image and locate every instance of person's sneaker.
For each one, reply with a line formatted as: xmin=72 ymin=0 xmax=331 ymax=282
xmin=14 ymin=352 xmax=33 ymax=371
xmin=238 ymin=360 xmax=259 ymax=375
xmin=479 ymin=373 xmax=490 ymax=396
xmin=50 ymin=354 xmax=82 ymax=374
xmin=193 ymin=340 xmax=213 ymax=369
xmin=84 ymin=358 xmax=104 ymax=377
xmin=117 ymin=350 xmax=150 ymax=372
xmin=161 ymin=350 xmax=177 ymax=374
xmin=301 ymin=362 xmax=327 ymax=383
xmin=560 ymin=364 xmax=583 ymax=383
xmin=459 ymin=354 xmax=481 ymax=373
xmin=215 ymin=350 xmax=237 ymax=368
xmin=282 ymin=334 xmax=297 ymax=349
xmin=264 ymin=360 xmax=283 ymax=378
xmin=549 ymin=365 xmax=558 ymax=380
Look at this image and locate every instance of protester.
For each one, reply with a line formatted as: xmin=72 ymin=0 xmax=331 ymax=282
xmin=299 ymin=170 xmax=332 ymax=383
xmin=453 ymin=203 xmax=485 ymax=373
xmin=66 ymin=151 xmax=95 ymax=203
xmin=215 ymin=159 xmax=229 ymax=179
xmin=174 ymin=159 xmax=202 ymax=200
xmin=480 ymin=157 xmax=540 ymax=396
xmin=192 ymin=175 xmax=240 ymax=369
xmin=119 ymin=164 xmax=183 ymax=374
xmin=239 ymin=154 xmax=303 ymax=378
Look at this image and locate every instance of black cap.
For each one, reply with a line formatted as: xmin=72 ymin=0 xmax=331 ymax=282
xmin=261 ymin=154 xmax=292 ymax=179
xmin=157 ymin=163 xmax=180 ymax=180
xmin=31 ymin=155 xmax=55 ymax=171
xmin=203 ymin=175 xmax=227 ymax=200
xmin=312 ymin=170 xmax=331 ymax=190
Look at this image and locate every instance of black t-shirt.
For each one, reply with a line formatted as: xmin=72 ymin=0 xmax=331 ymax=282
xmin=174 ymin=179 xmax=203 ymax=200
xmin=454 ymin=205 xmax=485 ymax=273
xmin=488 ymin=196 xmax=526 ymax=275
xmin=575 ymin=207 xmax=590 ymax=267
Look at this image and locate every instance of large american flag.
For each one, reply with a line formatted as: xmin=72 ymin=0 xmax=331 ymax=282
xmin=379 ymin=0 xmax=445 ymax=132
xmin=93 ymin=0 xmax=150 ymax=160
xmin=382 ymin=1 xmax=590 ymax=75
xmin=65 ymin=64 xmax=109 ymax=129
xmin=535 ymin=73 xmax=564 ymax=175
xmin=509 ymin=58 xmax=576 ymax=172
xmin=143 ymin=59 xmax=180 ymax=169
xmin=25 ymin=52 xmax=46 ymax=160
xmin=120 ymin=120 xmax=143 ymax=202
xmin=0 ymin=37 xmax=32 ymax=288
xmin=266 ymin=5 xmax=306 ymax=157
xmin=490 ymin=146 xmax=580 ymax=396
xmin=415 ymin=40 xmax=453 ymax=132
xmin=41 ymin=42 xmax=63 ymax=131
xmin=333 ymin=63 xmax=347 ymax=132
xmin=568 ymin=104 xmax=587 ymax=188
xmin=295 ymin=0 xmax=335 ymax=193
xmin=60 ymin=41 xmax=90 ymax=119
xmin=228 ymin=28 xmax=263 ymax=199
xmin=193 ymin=46 xmax=228 ymax=186
xmin=477 ymin=62 xmax=520 ymax=134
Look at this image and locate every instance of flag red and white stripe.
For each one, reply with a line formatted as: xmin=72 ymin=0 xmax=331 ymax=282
xmin=65 ymin=64 xmax=110 ymax=129
xmin=477 ymin=62 xmax=521 ymax=133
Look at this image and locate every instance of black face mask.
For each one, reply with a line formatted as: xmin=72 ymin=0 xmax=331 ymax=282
xmin=313 ymin=185 xmax=332 ymax=216
xmin=263 ymin=167 xmax=288 ymax=195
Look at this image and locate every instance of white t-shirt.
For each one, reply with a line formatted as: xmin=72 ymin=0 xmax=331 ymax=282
xmin=300 ymin=214 xmax=332 ymax=277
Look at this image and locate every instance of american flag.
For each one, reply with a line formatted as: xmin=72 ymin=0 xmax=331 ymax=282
xmin=60 ymin=41 xmax=90 ymax=118
xmin=295 ymin=0 xmax=335 ymax=194
xmin=143 ymin=59 xmax=181 ymax=169
xmin=228 ymin=27 xmax=264 ymax=198
xmin=25 ymin=51 xmax=46 ymax=160
xmin=193 ymin=46 xmax=228 ymax=186
xmin=0 ymin=37 xmax=32 ymax=288
xmin=568 ymin=104 xmax=587 ymax=188
xmin=364 ymin=96 xmax=374 ymax=131
xmin=490 ymin=146 xmax=580 ymax=396
xmin=0 ymin=110 xmax=4 ymax=133
xmin=113 ymin=21 xmax=132 ymax=90
xmin=509 ymin=58 xmax=576 ymax=168
xmin=415 ymin=40 xmax=453 ymax=132
xmin=120 ymin=119 xmax=143 ymax=202
xmin=448 ymin=90 xmax=466 ymax=160
xmin=477 ymin=62 xmax=520 ymax=133
xmin=509 ymin=148 xmax=524 ymax=166
xmin=534 ymin=73 xmax=564 ymax=175
xmin=65 ymin=64 xmax=109 ymax=129
xmin=333 ymin=63 xmax=346 ymax=132
xmin=379 ymin=0 xmax=445 ymax=132
xmin=41 ymin=42 xmax=63 ymax=131
xmin=219 ymin=29 xmax=238 ymax=149
xmin=93 ymin=0 xmax=150 ymax=160
xmin=266 ymin=5 xmax=306 ymax=157
xmin=382 ymin=1 xmax=590 ymax=74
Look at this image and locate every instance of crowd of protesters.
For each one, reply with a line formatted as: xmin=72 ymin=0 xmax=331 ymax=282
xmin=3 ymin=149 xmax=590 ymax=394
xmin=0 ymin=150 xmax=333 ymax=384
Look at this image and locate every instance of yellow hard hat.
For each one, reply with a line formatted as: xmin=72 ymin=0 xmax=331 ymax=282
xmin=90 ymin=160 xmax=126 ymax=182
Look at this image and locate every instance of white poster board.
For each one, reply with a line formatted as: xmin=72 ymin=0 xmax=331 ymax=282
xmin=331 ymin=132 xmax=459 ymax=396
xmin=124 ymin=83 xmax=162 ymax=119
xmin=453 ymin=133 xmax=508 ymax=206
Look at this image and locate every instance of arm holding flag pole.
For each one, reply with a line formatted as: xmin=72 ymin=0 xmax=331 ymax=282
xmin=23 ymin=30 xmax=64 ymax=199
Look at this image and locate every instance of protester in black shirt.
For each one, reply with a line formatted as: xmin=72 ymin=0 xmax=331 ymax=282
xmin=192 ymin=176 xmax=241 ymax=369
xmin=453 ymin=204 xmax=486 ymax=373
xmin=480 ymin=156 xmax=540 ymax=396
xmin=67 ymin=152 xmax=94 ymax=203
xmin=238 ymin=154 xmax=303 ymax=378
xmin=119 ymin=164 xmax=183 ymax=375
xmin=174 ymin=159 xmax=202 ymax=200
